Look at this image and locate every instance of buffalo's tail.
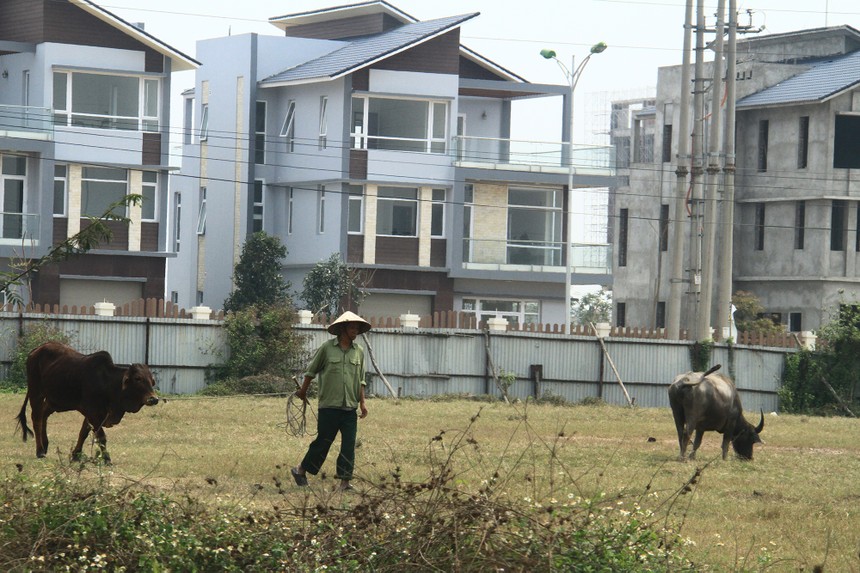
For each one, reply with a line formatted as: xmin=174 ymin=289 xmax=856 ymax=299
xmin=15 ymin=390 xmax=33 ymax=442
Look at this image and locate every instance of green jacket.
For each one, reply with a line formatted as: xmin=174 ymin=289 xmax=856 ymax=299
xmin=304 ymin=339 xmax=366 ymax=409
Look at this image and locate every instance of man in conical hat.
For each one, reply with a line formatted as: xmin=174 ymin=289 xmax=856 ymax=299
xmin=291 ymin=311 xmax=371 ymax=492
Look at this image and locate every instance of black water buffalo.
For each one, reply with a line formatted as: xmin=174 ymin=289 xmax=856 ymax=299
xmin=668 ymin=364 xmax=764 ymax=461
xmin=15 ymin=342 xmax=158 ymax=462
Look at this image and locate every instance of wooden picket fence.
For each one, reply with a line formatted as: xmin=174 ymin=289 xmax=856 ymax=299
xmin=2 ymin=298 xmax=225 ymax=320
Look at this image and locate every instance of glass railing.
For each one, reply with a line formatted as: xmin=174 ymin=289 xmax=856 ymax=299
xmin=453 ymin=136 xmax=614 ymax=173
xmin=0 ymin=105 xmax=54 ymax=138
xmin=463 ymin=237 xmax=612 ymax=274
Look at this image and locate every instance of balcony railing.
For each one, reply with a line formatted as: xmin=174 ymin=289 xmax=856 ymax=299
xmin=453 ymin=136 xmax=615 ymax=176
xmin=0 ymin=212 xmax=40 ymax=246
xmin=463 ymin=237 xmax=612 ymax=275
xmin=0 ymin=105 xmax=53 ymax=140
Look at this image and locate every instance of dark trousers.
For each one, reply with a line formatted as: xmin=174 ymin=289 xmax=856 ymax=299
xmin=301 ymin=408 xmax=358 ymax=481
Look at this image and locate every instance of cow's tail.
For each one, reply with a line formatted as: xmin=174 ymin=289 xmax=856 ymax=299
xmin=702 ymin=364 xmax=722 ymax=378
xmin=15 ymin=389 xmax=33 ymax=442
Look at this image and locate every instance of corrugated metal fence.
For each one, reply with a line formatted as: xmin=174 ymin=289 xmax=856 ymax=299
xmin=0 ymin=313 xmax=791 ymax=411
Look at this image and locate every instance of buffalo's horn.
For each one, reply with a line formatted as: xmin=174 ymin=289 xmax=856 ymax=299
xmin=754 ymin=409 xmax=764 ymax=434
xmin=702 ymin=364 xmax=722 ymax=378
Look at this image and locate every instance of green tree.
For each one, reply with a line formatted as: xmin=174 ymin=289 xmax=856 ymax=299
xmin=572 ymin=288 xmax=612 ymax=326
xmin=224 ymin=232 xmax=290 ymax=312
xmin=731 ymin=290 xmax=785 ymax=336
xmin=300 ymin=253 xmax=369 ymax=318
xmin=781 ymin=302 xmax=859 ymax=415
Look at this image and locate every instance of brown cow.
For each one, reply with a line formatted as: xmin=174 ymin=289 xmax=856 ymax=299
xmin=15 ymin=342 xmax=158 ymax=463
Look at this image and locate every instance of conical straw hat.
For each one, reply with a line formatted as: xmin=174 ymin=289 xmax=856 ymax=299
xmin=327 ymin=311 xmax=372 ymax=335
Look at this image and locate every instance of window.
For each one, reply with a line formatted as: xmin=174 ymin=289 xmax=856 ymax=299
xmin=280 ymin=100 xmax=296 ymax=152
xmin=81 ymin=166 xmax=127 ymax=217
xmin=507 ymin=187 xmax=562 ymax=265
xmin=377 ymin=186 xmax=418 ymax=236
xmin=618 ymin=208 xmax=629 ymax=266
xmin=656 ymin=301 xmax=666 ymax=329
xmin=659 ymin=203 xmax=669 ymax=252
xmin=183 ymin=98 xmax=193 ymax=145
xmin=661 ymin=124 xmax=673 ymax=162
xmin=616 ymin=302 xmax=626 ymax=328
xmin=798 ymin=116 xmax=809 ymax=169
xmin=53 ymin=164 xmax=67 ymax=216
xmin=253 ymin=180 xmax=264 ymax=232
xmin=170 ymin=291 xmax=179 ymax=304
xmin=795 ymin=201 xmax=805 ymax=250
xmin=463 ymin=184 xmax=473 ymax=263
xmin=431 ymin=188 xmax=445 ymax=237
xmin=196 ymin=187 xmax=206 ymax=235
xmin=141 ymin=171 xmax=157 ymax=221
xmin=754 ymin=203 xmax=765 ymax=251
xmin=317 ymin=185 xmax=325 ymax=233
xmin=351 ymin=95 xmax=448 ymax=153
xmin=288 ymin=187 xmax=294 ymax=235
xmin=1 ymin=155 xmax=26 ymax=239
xmin=757 ymin=119 xmax=769 ymax=172
xmin=196 ymin=290 xmax=204 ymax=305
xmin=831 ymin=200 xmax=846 ymax=251
xmin=461 ymin=297 xmax=539 ymax=327
xmin=318 ymin=96 xmax=328 ymax=150
xmin=53 ymin=71 xmax=159 ymax=131
xmin=173 ymin=192 xmax=181 ymax=252
xmin=199 ymin=103 xmax=209 ymax=141
xmin=834 ymin=115 xmax=860 ymax=168
xmin=789 ymin=312 xmax=802 ymax=332
xmin=347 ymin=184 xmax=363 ymax=233
xmin=255 ymin=101 xmax=266 ymax=165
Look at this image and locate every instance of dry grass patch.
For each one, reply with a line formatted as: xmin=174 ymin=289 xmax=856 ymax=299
xmin=1 ymin=393 xmax=858 ymax=571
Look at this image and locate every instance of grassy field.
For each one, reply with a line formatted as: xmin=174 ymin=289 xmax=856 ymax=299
xmin=1 ymin=392 xmax=858 ymax=572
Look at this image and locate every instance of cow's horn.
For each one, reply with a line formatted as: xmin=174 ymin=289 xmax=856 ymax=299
xmin=754 ymin=409 xmax=764 ymax=433
xmin=703 ymin=364 xmax=721 ymax=377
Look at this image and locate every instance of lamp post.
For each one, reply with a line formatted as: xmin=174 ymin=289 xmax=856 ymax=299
xmin=541 ymin=42 xmax=607 ymax=331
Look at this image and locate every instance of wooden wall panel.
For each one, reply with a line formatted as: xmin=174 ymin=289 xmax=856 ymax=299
xmin=142 ymin=133 xmax=162 ymax=165
xmin=370 ymin=30 xmax=460 ymax=75
xmin=375 ymin=236 xmax=418 ymax=265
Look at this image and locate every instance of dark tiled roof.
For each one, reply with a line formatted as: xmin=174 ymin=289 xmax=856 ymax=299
xmin=261 ymin=13 xmax=478 ymax=86
xmin=737 ymin=49 xmax=860 ymax=108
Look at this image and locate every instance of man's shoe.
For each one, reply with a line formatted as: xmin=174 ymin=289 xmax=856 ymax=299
xmin=291 ymin=467 xmax=308 ymax=486
xmin=337 ymin=481 xmax=355 ymax=492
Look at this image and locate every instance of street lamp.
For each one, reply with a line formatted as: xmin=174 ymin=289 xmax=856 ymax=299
xmin=541 ymin=42 xmax=607 ymax=331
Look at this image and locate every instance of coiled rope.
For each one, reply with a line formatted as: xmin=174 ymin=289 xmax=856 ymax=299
xmin=279 ymin=375 xmax=317 ymax=438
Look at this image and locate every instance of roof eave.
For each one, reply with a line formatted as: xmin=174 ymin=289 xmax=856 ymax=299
xmin=69 ymin=0 xmax=200 ymax=71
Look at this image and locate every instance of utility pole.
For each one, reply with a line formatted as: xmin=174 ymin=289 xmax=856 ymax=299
xmin=697 ymin=0 xmax=726 ymax=341
xmin=689 ymin=0 xmax=707 ymax=338
xmin=716 ymin=0 xmax=738 ymax=339
xmin=666 ymin=0 xmax=694 ymax=340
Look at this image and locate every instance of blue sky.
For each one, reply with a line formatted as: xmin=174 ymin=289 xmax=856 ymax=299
xmin=104 ymin=0 xmax=860 ymax=143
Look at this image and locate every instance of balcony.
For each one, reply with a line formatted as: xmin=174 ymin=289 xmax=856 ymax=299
xmin=463 ymin=237 xmax=612 ymax=276
xmin=0 ymin=105 xmax=53 ymax=140
xmin=0 ymin=212 xmax=40 ymax=246
xmin=453 ymin=136 xmax=615 ymax=177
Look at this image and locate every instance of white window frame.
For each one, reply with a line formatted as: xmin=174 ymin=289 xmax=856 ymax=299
xmin=317 ymin=185 xmax=326 ymax=234
xmin=461 ymin=297 xmax=540 ymax=326
xmin=288 ymin=187 xmax=294 ymax=235
xmin=253 ymin=179 xmax=264 ymax=233
xmin=431 ymin=188 xmax=446 ymax=237
xmin=173 ymin=191 xmax=181 ymax=252
xmin=53 ymin=164 xmax=67 ymax=216
xmin=196 ymin=187 xmax=206 ymax=235
xmin=199 ymin=103 xmax=209 ymax=141
xmin=280 ymin=100 xmax=296 ymax=152
xmin=347 ymin=184 xmax=364 ymax=234
xmin=0 ymin=154 xmax=27 ymax=240
xmin=52 ymin=70 xmax=160 ymax=132
xmin=319 ymin=96 xmax=328 ymax=150
xmin=141 ymin=171 xmax=157 ymax=221
xmin=351 ymin=95 xmax=448 ymax=154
